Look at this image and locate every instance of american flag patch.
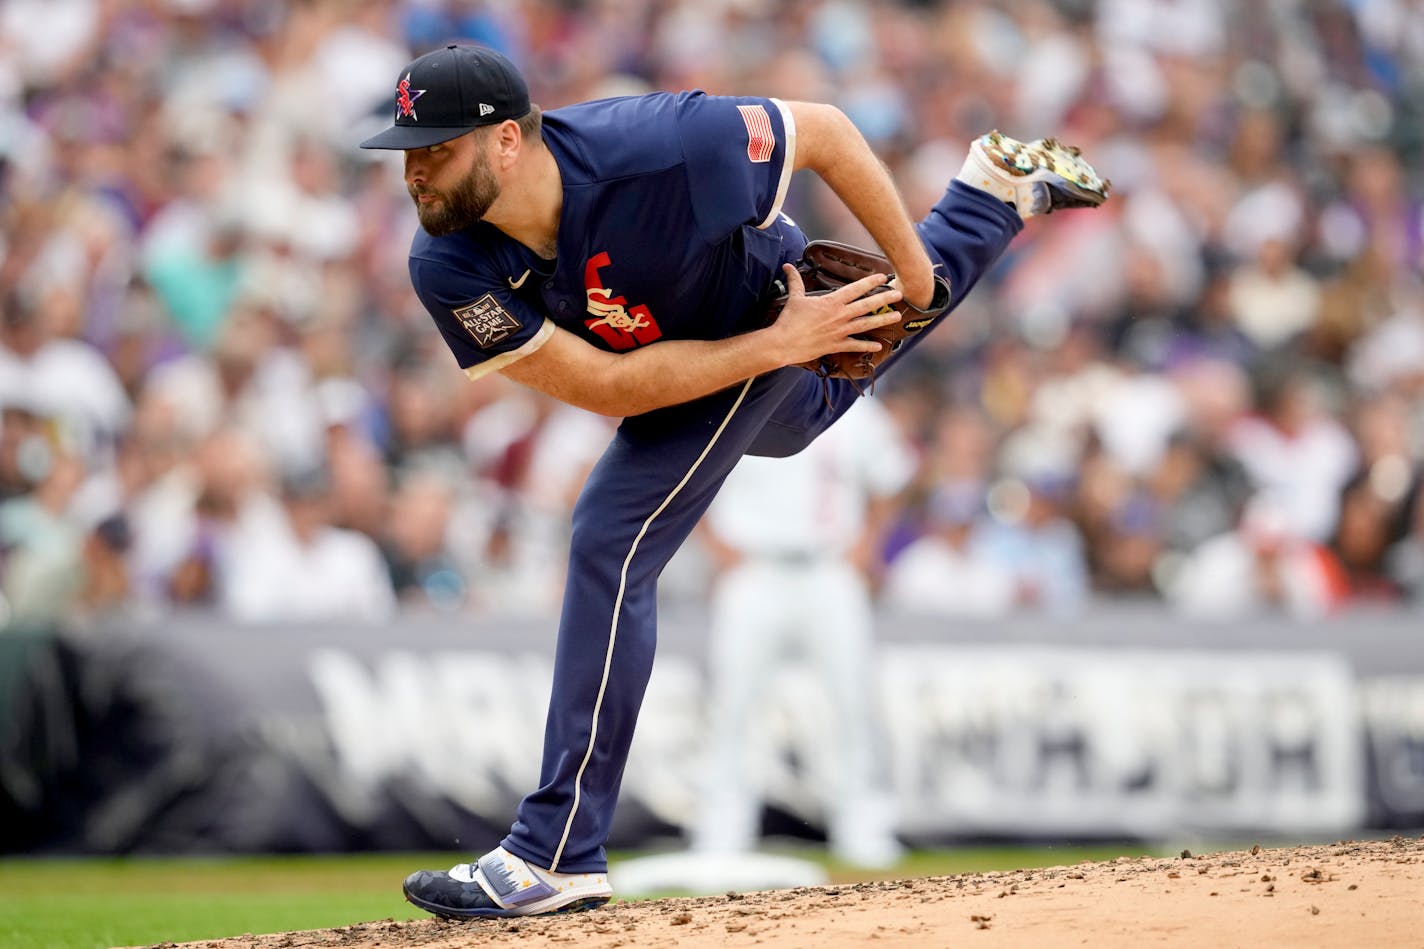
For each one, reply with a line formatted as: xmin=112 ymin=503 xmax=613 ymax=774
xmin=737 ymin=104 xmax=775 ymax=163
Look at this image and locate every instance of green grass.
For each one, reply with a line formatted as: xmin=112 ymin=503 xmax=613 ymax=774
xmin=0 ymin=853 xmax=434 ymax=949
xmin=0 ymin=845 xmax=1157 ymax=949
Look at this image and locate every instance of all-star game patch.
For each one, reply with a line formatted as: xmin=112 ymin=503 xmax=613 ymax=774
xmin=453 ymin=294 xmax=522 ymax=348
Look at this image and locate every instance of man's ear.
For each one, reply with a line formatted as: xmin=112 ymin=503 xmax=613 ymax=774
xmin=493 ymin=120 xmax=522 ymax=168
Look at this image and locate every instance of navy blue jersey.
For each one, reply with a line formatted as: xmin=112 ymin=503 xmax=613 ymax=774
xmin=409 ymin=91 xmax=799 ymax=380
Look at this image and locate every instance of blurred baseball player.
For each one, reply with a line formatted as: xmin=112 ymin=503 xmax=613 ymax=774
xmin=692 ymin=395 xmax=915 ymax=869
xmin=359 ymin=44 xmax=1108 ymax=918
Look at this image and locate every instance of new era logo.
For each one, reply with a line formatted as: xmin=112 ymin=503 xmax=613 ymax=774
xmin=479 ymin=103 xmax=495 ymax=117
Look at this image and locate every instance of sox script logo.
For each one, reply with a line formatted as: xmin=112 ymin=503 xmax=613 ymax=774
xmin=583 ymin=252 xmax=663 ymax=349
xmin=396 ymin=73 xmax=425 ymax=120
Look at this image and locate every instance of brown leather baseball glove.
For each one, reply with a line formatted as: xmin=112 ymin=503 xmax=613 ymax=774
xmin=765 ymin=240 xmax=952 ymax=382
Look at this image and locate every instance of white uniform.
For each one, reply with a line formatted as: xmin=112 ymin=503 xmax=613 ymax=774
xmin=692 ymin=396 xmax=916 ymax=868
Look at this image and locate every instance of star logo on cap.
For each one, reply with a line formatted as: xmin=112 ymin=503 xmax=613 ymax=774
xmin=395 ymin=73 xmax=426 ymax=121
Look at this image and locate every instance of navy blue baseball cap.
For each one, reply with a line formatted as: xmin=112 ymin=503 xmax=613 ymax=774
xmin=360 ymin=44 xmax=530 ymax=150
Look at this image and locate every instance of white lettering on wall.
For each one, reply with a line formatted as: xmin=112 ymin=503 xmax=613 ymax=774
xmin=305 ymin=645 xmax=1367 ymax=838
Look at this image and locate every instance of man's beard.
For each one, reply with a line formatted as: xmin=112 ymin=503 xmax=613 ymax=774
xmin=412 ymin=153 xmax=500 ymax=236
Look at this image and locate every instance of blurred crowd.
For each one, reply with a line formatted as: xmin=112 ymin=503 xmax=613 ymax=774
xmin=1 ymin=0 xmax=1423 ymax=630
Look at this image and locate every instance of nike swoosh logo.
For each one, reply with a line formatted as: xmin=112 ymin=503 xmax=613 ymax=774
xmin=507 ymin=269 xmax=531 ymax=289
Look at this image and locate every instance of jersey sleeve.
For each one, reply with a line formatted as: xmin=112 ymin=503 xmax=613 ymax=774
xmin=409 ymin=255 xmax=554 ymax=381
xmin=675 ymin=92 xmax=796 ymax=240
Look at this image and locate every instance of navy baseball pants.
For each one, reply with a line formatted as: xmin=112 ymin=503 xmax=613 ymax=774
xmin=502 ymin=180 xmax=1023 ymax=872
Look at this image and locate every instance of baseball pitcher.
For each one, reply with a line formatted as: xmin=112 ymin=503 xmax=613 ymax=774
xmin=359 ymin=43 xmax=1108 ymax=918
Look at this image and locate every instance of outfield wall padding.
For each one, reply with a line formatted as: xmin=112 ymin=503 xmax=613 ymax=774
xmin=3 ymin=606 xmax=1422 ymax=854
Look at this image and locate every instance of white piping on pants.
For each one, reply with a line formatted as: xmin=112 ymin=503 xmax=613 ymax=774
xmin=550 ymin=376 xmax=758 ymax=870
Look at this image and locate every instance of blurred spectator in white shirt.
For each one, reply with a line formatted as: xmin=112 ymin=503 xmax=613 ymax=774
xmin=1227 ymin=236 xmax=1321 ymax=351
xmin=1166 ymin=495 xmax=1347 ymax=619
xmin=882 ymin=482 xmax=1015 ymax=618
xmin=1226 ymin=365 xmax=1358 ymax=542
xmin=1 ymin=288 xmax=131 ymax=461
xmin=218 ymin=464 xmax=395 ymax=624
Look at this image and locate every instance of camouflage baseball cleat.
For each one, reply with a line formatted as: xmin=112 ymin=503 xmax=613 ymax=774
xmin=402 ymin=846 xmax=612 ymax=919
xmin=956 ymin=130 xmax=1111 ymax=219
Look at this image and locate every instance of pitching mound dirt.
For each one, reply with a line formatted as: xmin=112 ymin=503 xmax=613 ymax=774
xmin=146 ymin=837 xmax=1424 ymax=948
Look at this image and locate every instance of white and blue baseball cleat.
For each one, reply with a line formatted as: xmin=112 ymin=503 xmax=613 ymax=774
xmin=402 ymin=846 xmax=613 ymax=919
xmin=956 ymin=130 xmax=1111 ymax=219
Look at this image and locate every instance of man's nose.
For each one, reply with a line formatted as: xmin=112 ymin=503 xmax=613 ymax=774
xmin=404 ymin=152 xmax=426 ymax=184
